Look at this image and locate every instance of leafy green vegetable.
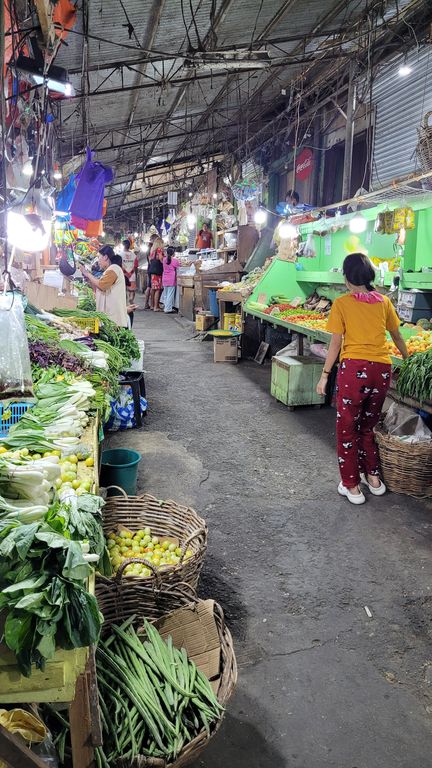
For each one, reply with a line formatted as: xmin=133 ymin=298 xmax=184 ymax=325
xmin=0 ymin=518 xmax=103 ymax=675
xmin=397 ymin=350 xmax=432 ymax=403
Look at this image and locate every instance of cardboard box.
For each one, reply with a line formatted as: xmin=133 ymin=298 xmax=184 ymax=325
xmin=195 ymin=313 xmax=215 ymax=331
xmin=156 ymin=600 xmax=221 ymax=688
xmin=214 ymin=337 xmax=238 ymax=363
xmin=24 ymin=281 xmax=78 ymax=311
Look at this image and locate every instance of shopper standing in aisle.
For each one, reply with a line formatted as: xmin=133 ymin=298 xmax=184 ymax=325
xmin=147 ymin=236 xmax=165 ymax=311
xmin=80 ymin=245 xmax=128 ymax=328
xmin=122 ymin=238 xmax=138 ymax=303
xmin=162 ymin=246 xmax=181 ymax=313
xmin=316 ymin=252 xmax=408 ymax=505
xmin=195 ymin=222 xmax=213 ymax=250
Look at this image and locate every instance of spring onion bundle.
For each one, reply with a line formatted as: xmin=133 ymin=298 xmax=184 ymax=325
xmin=397 ymin=349 xmax=432 ymax=403
xmin=4 ymin=380 xmax=96 ymax=450
xmin=95 ymin=619 xmax=224 ymax=766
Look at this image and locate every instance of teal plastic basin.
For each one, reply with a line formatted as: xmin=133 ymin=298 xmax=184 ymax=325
xmin=100 ymin=448 xmax=141 ymax=496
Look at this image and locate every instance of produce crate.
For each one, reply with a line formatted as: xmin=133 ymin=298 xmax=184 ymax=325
xmin=0 ymin=401 xmax=34 ymax=438
xmin=0 ymin=646 xmax=88 ymax=704
xmin=271 ymin=355 xmax=323 ymax=407
xmin=0 ymin=573 xmax=95 ymax=703
xmin=68 ymin=316 xmax=100 ymax=334
xmin=96 ymin=493 xmax=207 ymax=623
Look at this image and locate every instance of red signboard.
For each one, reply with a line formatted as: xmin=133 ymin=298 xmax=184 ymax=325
xmin=296 ymin=148 xmax=314 ymax=181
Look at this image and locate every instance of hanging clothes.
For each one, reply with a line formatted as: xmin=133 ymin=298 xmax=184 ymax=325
xmin=56 ymin=175 xmax=77 ymax=216
xmin=70 ymin=147 xmax=113 ymax=222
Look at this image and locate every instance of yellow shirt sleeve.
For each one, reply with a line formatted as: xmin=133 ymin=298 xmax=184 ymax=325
xmin=98 ymin=270 xmax=117 ymax=291
xmin=385 ymin=298 xmax=400 ymax=332
xmin=326 ymin=300 xmax=345 ymax=334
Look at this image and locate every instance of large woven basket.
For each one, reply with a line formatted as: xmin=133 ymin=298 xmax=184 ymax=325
xmin=97 ymin=492 xmax=207 ymax=621
xmin=113 ymin=597 xmax=237 ymax=768
xmin=374 ymin=424 xmax=432 ymax=498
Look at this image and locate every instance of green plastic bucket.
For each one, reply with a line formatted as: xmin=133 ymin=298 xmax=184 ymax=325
xmin=100 ymin=448 xmax=141 ymax=496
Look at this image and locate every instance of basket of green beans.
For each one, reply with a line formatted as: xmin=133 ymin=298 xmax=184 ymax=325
xmin=95 ymin=599 xmax=237 ymax=768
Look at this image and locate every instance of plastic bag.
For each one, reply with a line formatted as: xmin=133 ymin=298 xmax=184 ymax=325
xmin=383 ymin=401 xmax=432 ymax=443
xmin=0 ymin=294 xmax=34 ymax=398
xmin=105 ymin=386 xmax=147 ymax=431
xmin=0 ymin=708 xmax=47 ymax=768
xmin=276 ymin=337 xmax=311 ymax=357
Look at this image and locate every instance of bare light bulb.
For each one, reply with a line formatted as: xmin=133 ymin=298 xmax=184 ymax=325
xmin=23 ymin=160 xmax=33 ymax=177
xmin=254 ymin=208 xmax=267 ymax=226
xmin=398 ymin=64 xmax=412 ymax=77
xmin=349 ymin=214 xmax=367 ymax=234
xmin=187 ymin=212 xmax=196 ymax=229
xmin=279 ymin=221 xmax=297 ymax=239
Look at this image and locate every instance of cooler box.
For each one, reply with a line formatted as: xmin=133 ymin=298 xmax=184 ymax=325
xmin=271 ymin=355 xmax=323 ymax=407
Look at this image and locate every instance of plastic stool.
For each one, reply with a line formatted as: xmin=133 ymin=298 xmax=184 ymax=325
xmin=119 ymin=371 xmax=146 ymax=427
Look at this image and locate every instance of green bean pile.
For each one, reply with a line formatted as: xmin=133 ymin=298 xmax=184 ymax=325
xmin=95 ymin=619 xmax=224 ymax=766
xmin=397 ymin=350 xmax=432 ymax=403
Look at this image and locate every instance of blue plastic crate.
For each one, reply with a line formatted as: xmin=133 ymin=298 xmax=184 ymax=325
xmin=0 ymin=402 xmax=34 ymax=438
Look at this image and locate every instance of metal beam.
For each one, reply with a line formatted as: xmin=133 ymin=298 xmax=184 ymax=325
xmin=118 ymin=0 xmax=166 ymax=157
xmin=114 ymin=0 xmax=235 ymax=212
xmin=168 ymin=0 xmax=297 ymax=167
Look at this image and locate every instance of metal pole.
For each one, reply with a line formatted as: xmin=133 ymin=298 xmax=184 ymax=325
xmin=0 ymin=0 xmax=9 ymax=277
xmin=342 ymin=62 xmax=357 ymax=200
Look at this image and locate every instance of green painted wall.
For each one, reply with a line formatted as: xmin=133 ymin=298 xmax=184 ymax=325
xmin=248 ymin=203 xmax=432 ymax=306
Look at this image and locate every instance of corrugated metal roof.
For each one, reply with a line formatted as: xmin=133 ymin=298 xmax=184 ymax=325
xmin=48 ymin=0 xmax=430 ymax=214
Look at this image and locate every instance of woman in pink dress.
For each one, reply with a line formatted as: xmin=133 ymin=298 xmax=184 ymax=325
xmin=162 ymin=246 xmax=181 ymax=313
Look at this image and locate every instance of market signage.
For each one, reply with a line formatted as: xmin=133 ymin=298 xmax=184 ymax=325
xmin=296 ymin=148 xmax=313 ymax=181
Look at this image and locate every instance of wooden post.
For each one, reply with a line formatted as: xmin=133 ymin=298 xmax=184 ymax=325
xmin=69 ymin=668 xmax=95 ymax=767
xmin=342 ymin=62 xmax=357 ymax=200
xmin=0 ymin=724 xmax=47 ymax=768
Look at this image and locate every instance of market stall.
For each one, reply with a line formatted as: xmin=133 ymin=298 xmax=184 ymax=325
xmin=0 ymin=286 xmax=237 ymax=766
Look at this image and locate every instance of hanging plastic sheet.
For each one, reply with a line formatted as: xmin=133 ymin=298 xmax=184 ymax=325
xmin=70 ymin=147 xmax=114 ymax=221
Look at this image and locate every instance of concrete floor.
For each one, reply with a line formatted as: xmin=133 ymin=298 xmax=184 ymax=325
xmin=107 ymin=310 xmax=432 ymax=768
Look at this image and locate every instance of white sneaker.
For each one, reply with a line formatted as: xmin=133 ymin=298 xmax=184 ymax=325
xmin=338 ymin=482 xmax=366 ymax=505
xmin=360 ymin=474 xmax=387 ymax=496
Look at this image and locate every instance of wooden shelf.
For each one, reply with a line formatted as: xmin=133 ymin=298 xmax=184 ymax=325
xmin=217 ymin=227 xmax=238 ymax=236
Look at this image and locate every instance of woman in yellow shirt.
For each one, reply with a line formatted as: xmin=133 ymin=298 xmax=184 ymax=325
xmin=317 ymin=252 xmax=408 ymax=505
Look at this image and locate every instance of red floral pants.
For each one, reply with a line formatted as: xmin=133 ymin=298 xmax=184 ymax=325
xmin=336 ymin=359 xmax=391 ymax=487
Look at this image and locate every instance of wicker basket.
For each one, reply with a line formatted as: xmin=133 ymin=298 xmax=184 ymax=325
xmin=114 ymin=597 xmax=237 ymax=768
xmin=416 ymin=111 xmax=432 ymax=172
xmin=374 ymin=424 xmax=432 ymax=498
xmin=96 ymin=492 xmax=207 ymax=621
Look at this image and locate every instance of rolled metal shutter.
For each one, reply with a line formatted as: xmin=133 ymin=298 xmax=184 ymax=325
xmin=372 ymin=47 xmax=432 ymax=186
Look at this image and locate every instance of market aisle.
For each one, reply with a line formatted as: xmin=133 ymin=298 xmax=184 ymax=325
xmin=108 ymin=311 xmax=432 ymax=768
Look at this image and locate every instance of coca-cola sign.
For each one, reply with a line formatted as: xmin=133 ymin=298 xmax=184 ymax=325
xmin=296 ymin=148 xmax=313 ymax=181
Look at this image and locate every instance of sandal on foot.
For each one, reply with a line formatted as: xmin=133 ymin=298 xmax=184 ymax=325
xmin=338 ymin=482 xmax=366 ymax=505
xmin=360 ymin=474 xmax=386 ymax=496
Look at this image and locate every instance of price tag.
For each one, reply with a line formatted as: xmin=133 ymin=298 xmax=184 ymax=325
xmin=290 ymin=297 xmax=303 ymax=307
xmin=324 ymin=235 xmax=332 ymax=256
xmin=257 ymin=292 xmax=268 ymax=305
xmin=315 ymin=299 xmax=330 ymax=311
